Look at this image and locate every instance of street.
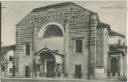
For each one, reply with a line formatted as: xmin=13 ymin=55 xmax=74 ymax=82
xmin=1 ymin=78 xmax=127 ymax=82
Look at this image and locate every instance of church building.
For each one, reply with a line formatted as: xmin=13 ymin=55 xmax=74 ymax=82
xmin=14 ymin=2 xmax=127 ymax=79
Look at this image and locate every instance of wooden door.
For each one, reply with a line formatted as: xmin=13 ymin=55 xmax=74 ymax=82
xmin=46 ymin=61 xmax=55 ymax=77
xmin=111 ymin=57 xmax=118 ymax=76
xmin=25 ymin=66 xmax=29 ymax=77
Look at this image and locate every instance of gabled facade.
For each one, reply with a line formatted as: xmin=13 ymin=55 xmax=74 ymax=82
xmin=14 ymin=2 xmax=126 ymax=80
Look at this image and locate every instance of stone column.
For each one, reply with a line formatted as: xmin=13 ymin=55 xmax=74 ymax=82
xmin=108 ymin=57 xmax=111 ymax=76
xmin=102 ymin=28 xmax=108 ymax=78
xmin=55 ymin=63 xmax=57 ymax=78
xmin=119 ymin=54 xmax=123 ymax=77
xmin=44 ymin=60 xmax=47 ymax=76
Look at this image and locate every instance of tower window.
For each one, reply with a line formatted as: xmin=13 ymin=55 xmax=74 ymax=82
xmin=75 ymin=40 xmax=82 ymax=53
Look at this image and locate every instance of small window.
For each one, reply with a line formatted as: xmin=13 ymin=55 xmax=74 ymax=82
xmin=75 ymin=40 xmax=82 ymax=53
xmin=25 ymin=43 xmax=30 ymax=55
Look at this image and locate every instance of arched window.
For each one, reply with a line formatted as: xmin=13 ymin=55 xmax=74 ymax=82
xmin=43 ymin=25 xmax=63 ymax=38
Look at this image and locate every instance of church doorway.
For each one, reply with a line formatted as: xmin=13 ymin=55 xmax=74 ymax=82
xmin=40 ymin=51 xmax=55 ymax=77
xmin=46 ymin=60 xmax=55 ymax=77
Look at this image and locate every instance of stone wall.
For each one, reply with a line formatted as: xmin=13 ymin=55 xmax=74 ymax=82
xmin=95 ymin=23 xmax=109 ymax=79
xmin=15 ymin=3 xmax=109 ymax=79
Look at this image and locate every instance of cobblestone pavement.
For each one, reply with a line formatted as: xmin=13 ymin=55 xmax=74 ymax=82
xmin=1 ymin=78 xmax=127 ymax=82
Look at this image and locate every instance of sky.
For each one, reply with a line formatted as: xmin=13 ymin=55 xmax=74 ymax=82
xmin=1 ymin=1 xmax=127 ymax=46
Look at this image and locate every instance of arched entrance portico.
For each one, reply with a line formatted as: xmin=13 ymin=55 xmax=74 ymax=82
xmin=37 ymin=22 xmax=64 ymax=55
xmin=35 ymin=48 xmax=64 ymax=78
xmin=35 ymin=22 xmax=64 ymax=78
xmin=39 ymin=51 xmax=55 ymax=77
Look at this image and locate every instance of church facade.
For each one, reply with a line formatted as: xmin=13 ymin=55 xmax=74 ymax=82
xmin=14 ymin=2 xmax=127 ymax=79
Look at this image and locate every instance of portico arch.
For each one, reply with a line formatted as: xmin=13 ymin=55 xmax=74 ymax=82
xmin=35 ymin=48 xmax=64 ymax=78
xmin=37 ymin=22 xmax=64 ymax=55
xmin=39 ymin=51 xmax=55 ymax=77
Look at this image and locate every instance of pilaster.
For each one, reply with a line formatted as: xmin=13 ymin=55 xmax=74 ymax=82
xmin=64 ymin=16 xmax=70 ymax=78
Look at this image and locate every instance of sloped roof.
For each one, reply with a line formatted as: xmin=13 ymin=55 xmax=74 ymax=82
xmin=97 ymin=22 xmax=125 ymax=37
xmin=1 ymin=45 xmax=15 ymax=55
xmin=109 ymin=44 xmax=127 ymax=56
xmin=109 ymin=44 xmax=127 ymax=49
xmin=35 ymin=48 xmax=63 ymax=56
xmin=108 ymin=50 xmax=125 ymax=56
xmin=32 ymin=2 xmax=94 ymax=13
xmin=32 ymin=2 xmax=72 ymax=12
xmin=16 ymin=2 xmax=94 ymax=26
xmin=109 ymin=30 xmax=125 ymax=37
xmin=97 ymin=22 xmax=111 ymax=31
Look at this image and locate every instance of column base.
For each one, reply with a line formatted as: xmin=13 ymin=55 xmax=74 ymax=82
xmin=94 ymin=68 xmax=107 ymax=80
